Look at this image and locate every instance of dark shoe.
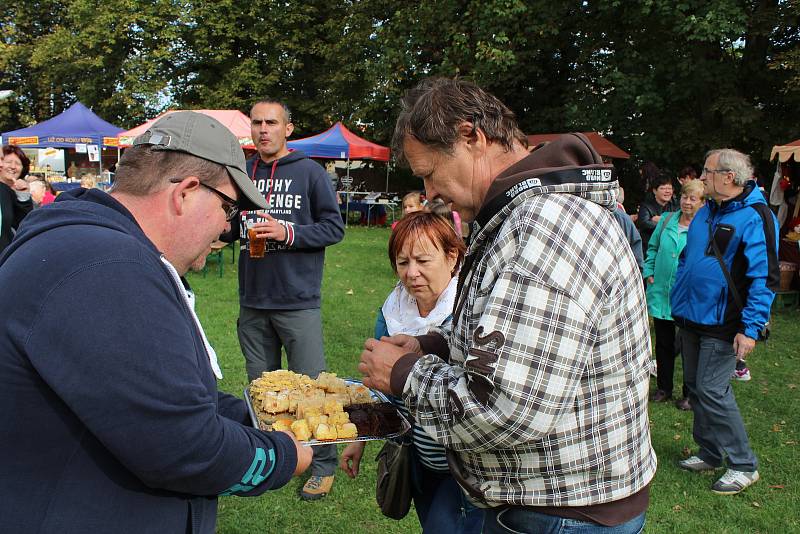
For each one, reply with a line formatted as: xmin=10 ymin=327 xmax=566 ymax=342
xmin=651 ymin=390 xmax=672 ymax=402
xmin=675 ymin=397 xmax=691 ymax=411
xmin=300 ymin=475 xmax=334 ymax=501
xmin=679 ymin=456 xmax=719 ymax=472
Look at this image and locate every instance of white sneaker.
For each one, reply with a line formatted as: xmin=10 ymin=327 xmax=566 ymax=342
xmin=711 ymin=469 xmax=759 ymax=495
xmin=732 ymin=367 xmax=751 ymax=381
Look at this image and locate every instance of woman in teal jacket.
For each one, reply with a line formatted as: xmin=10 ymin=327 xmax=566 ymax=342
xmin=644 ymin=179 xmax=704 ymax=409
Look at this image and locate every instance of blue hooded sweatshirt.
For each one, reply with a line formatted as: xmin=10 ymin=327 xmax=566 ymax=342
xmin=670 ymin=182 xmax=779 ymax=342
xmin=224 ymin=150 xmax=344 ymax=310
xmin=0 ymin=189 xmax=297 ymax=534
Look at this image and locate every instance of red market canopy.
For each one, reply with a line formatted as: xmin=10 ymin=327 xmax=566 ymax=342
xmin=117 ymin=110 xmax=254 ymax=149
xmin=287 ymin=122 xmax=390 ymax=161
xmin=526 ymin=132 xmax=630 ymax=160
xmin=771 ymin=138 xmax=800 ymax=163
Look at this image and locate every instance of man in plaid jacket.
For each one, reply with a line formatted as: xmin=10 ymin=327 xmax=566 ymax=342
xmin=360 ymin=78 xmax=656 ymax=534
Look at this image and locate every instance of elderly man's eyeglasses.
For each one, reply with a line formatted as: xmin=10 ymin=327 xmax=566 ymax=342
xmin=170 ymin=178 xmax=239 ymax=221
xmin=702 ymin=168 xmax=731 ymax=176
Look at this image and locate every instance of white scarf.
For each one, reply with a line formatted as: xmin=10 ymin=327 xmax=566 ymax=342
xmin=382 ymin=276 xmax=458 ymax=336
xmin=160 ymin=256 xmax=223 ymax=379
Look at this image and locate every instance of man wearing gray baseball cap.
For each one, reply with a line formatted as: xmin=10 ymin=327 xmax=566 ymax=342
xmin=0 ymin=111 xmax=312 ymax=533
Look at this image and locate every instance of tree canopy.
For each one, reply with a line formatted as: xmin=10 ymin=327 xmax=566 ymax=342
xmin=2 ymin=0 xmax=798 ymax=186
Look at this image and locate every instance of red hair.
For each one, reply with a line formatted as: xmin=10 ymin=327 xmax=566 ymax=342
xmin=388 ymin=211 xmax=465 ymax=276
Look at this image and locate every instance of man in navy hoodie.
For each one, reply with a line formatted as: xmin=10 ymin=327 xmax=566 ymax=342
xmin=0 ymin=112 xmax=312 ymax=534
xmin=671 ymin=148 xmax=779 ymax=495
xmin=223 ymin=99 xmax=344 ymax=500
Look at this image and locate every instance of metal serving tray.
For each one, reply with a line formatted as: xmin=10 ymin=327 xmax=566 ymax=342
xmin=244 ymin=378 xmax=411 ymax=446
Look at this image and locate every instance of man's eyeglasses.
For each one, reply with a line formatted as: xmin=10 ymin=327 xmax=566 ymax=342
xmin=170 ymin=178 xmax=239 ymax=221
xmin=702 ymin=168 xmax=731 ymax=176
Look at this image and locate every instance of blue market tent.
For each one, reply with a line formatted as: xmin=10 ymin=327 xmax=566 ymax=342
xmin=1 ymin=101 xmax=123 ymax=148
xmin=287 ymin=121 xmax=390 ymax=161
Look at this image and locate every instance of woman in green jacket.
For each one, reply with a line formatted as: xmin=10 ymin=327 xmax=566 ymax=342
xmin=644 ymin=179 xmax=704 ymax=409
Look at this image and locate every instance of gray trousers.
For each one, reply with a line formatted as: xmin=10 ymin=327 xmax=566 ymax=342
xmin=238 ymin=306 xmax=337 ymax=476
xmin=680 ymin=328 xmax=757 ymax=472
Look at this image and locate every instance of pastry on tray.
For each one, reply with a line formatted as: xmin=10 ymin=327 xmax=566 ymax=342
xmin=248 ymin=370 xmax=385 ymax=442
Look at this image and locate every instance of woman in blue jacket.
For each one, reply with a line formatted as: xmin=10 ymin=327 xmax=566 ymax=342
xmin=644 ymin=179 xmax=704 ymax=408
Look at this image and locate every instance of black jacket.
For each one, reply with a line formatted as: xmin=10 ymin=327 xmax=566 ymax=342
xmin=0 ymin=182 xmax=32 ymax=253
xmin=637 ymin=193 xmax=678 ymax=255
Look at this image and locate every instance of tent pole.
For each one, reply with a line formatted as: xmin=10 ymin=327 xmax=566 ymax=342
xmin=385 ymin=161 xmax=389 ymax=193
xmin=344 ymin=158 xmax=350 ymax=228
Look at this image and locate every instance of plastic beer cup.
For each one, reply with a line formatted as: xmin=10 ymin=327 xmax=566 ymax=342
xmin=247 ymin=223 xmax=266 ymax=258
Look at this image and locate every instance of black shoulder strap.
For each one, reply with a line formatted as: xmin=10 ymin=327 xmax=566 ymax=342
xmin=707 ymin=202 xmax=776 ymax=312
xmin=707 ymin=221 xmax=744 ymax=311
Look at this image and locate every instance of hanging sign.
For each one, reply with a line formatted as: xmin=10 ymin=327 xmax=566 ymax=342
xmin=8 ymin=136 xmax=39 ymax=145
xmin=87 ymin=144 xmax=100 ymax=162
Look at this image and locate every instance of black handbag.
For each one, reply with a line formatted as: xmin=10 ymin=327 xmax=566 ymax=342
xmin=375 ymin=439 xmax=413 ymax=520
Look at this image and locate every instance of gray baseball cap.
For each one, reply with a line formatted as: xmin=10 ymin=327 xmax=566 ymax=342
xmin=133 ymin=111 xmax=267 ymax=211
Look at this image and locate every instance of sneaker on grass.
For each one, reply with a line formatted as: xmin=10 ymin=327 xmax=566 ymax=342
xmin=711 ymin=469 xmax=759 ymax=495
xmin=732 ymin=366 xmax=751 ymax=381
xmin=678 ymin=456 xmax=719 ymax=472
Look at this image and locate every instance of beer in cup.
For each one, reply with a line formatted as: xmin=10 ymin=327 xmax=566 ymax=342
xmin=247 ymin=221 xmax=266 ymax=259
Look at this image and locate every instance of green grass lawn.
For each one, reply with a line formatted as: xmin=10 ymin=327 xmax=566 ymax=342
xmin=190 ymin=226 xmax=800 ymax=534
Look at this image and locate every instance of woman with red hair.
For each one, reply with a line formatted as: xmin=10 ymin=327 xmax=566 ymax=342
xmin=341 ymin=211 xmax=483 ymax=533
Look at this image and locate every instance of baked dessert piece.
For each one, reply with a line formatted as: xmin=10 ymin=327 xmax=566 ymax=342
xmin=271 ymin=418 xmax=293 ymax=433
xmin=345 ymin=402 xmax=404 ymax=437
xmin=290 ymin=419 xmax=312 ymax=441
xmin=262 ymin=391 xmax=290 ymax=414
xmin=323 ymin=398 xmax=344 ymax=416
xmin=305 ymin=414 xmax=329 ymax=430
xmin=347 ymin=384 xmax=374 ymax=404
xmin=330 ymin=392 xmax=351 ymax=407
xmin=288 ymin=389 xmax=305 ymax=412
xmin=336 ymin=422 xmax=358 ymax=439
xmin=329 ymin=411 xmax=350 ymax=426
xmin=315 ymin=372 xmax=335 ymax=390
xmin=313 ymin=423 xmax=337 ymax=441
xmin=296 ymin=398 xmax=324 ymax=420
xmin=303 ymin=387 xmax=326 ymax=401
xmin=316 ymin=372 xmax=349 ymax=394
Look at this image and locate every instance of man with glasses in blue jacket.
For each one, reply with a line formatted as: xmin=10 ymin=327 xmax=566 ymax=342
xmin=671 ymin=148 xmax=779 ymax=495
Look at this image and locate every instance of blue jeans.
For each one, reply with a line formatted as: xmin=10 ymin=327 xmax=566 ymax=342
xmin=483 ymin=508 xmax=645 ymax=534
xmin=680 ymin=329 xmax=757 ymax=471
xmin=412 ymin=462 xmax=484 ymax=534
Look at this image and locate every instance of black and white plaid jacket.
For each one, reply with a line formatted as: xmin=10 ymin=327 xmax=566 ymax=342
xmin=402 ymin=178 xmax=657 ymax=508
